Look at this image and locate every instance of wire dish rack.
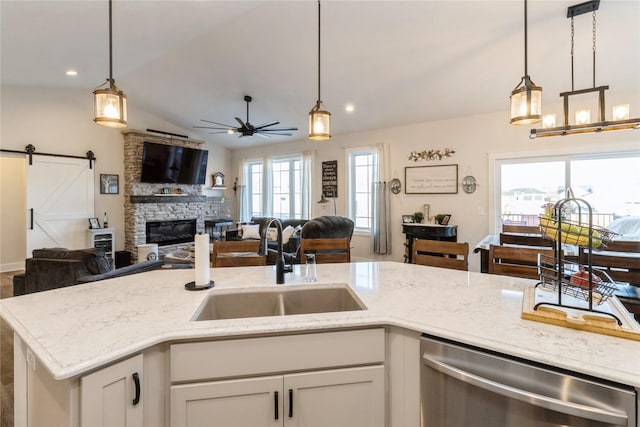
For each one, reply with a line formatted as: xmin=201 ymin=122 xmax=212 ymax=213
xmin=537 ymin=254 xmax=618 ymax=306
xmin=533 ymin=196 xmax=622 ymax=325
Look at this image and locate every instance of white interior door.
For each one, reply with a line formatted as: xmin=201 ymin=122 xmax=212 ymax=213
xmin=26 ymin=155 xmax=94 ymax=256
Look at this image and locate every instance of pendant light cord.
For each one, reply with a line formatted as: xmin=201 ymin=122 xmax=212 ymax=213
xmin=317 ymin=0 xmax=321 ymax=102
xmin=523 ymin=0 xmax=528 ymax=77
xmin=108 ymin=0 xmax=113 ymax=84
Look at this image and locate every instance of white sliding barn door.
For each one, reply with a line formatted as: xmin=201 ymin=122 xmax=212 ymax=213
xmin=26 ymin=156 xmax=94 ymax=256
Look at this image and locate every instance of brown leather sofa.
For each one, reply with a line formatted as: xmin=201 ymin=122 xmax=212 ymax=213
xmin=12 ymin=247 xmax=163 ymax=296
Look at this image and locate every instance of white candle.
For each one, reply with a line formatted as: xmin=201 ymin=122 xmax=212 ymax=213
xmin=194 ymin=233 xmax=210 ymax=287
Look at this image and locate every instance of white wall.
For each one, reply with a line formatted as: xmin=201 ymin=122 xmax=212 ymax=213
xmin=231 ymin=96 xmax=640 ymax=272
xmin=0 ymin=85 xmax=230 ymax=271
xmin=0 ymin=155 xmax=27 ymax=271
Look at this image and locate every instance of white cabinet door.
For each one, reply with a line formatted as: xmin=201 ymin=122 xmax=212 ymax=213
xmin=80 ymin=354 xmax=143 ymax=427
xmin=170 ymin=376 xmax=282 ymax=427
xmin=284 ymin=366 xmax=385 ymax=427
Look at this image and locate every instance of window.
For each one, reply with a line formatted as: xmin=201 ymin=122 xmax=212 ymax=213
xmin=497 ymin=152 xmax=640 ymax=230
xmin=243 ymin=155 xmax=305 ymax=219
xmin=347 ymin=148 xmax=377 ymax=231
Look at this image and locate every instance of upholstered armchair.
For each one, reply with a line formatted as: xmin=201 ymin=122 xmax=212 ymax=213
xmin=12 ymin=247 xmax=163 ymax=296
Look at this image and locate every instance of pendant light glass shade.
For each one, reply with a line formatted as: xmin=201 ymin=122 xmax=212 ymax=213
xmin=94 ymin=0 xmax=127 ymax=128
xmin=94 ymin=81 xmax=127 ymax=128
xmin=510 ymin=75 xmax=542 ymax=124
xmin=309 ymin=101 xmax=331 ymax=140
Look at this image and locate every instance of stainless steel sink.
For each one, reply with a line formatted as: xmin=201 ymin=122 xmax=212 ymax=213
xmin=192 ymin=285 xmax=367 ymax=321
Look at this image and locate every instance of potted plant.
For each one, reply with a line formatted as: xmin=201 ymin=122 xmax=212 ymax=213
xmin=413 ymin=212 xmax=424 ymax=224
xmin=435 ymin=214 xmax=446 ymax=225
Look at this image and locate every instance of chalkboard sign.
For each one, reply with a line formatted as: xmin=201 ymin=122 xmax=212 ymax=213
xmin=322 ymin=160 xmax=338 ymax=197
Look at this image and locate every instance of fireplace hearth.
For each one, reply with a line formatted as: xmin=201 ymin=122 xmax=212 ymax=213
xmin=146 ymin=219 xmax=196 ymax=246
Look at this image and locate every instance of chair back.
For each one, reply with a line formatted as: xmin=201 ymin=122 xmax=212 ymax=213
xmin=412 ymin=239 xmax=469 ymax=271
xmin=499 ymin=233 xmax=554 ymax=248
xmin=212 ymin=240 xmax=266 ymax=267
xmin=579 ymin=240 xmax=640 ymax=286
xmin=502 ymin=224 xmax=541 ymax=234
xmin=300 ymin=238 xmax=351 ymax=264
xmin=488 ymin=244 xmax=553 ymax=280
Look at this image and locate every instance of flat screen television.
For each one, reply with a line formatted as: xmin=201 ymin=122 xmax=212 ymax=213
xmin=140 ymin=141 xmax=208 ymax=185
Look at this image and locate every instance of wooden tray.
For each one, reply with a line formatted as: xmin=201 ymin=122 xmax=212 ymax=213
xmin=521 ymin=286 xmax=640 ymax=341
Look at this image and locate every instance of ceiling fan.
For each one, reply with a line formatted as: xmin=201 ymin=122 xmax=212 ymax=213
xmin=195 ymin=95 xmax=298 ymax=138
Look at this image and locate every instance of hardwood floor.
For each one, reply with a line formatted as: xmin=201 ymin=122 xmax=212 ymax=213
xmin=0 ymin=271 xmax=16 ymax=427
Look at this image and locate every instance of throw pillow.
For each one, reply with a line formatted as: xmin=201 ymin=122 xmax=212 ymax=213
xmin=266 ymin=228 xmax=278 ymax=242
xmin=282 ymin=225 xmax=295 ymax=244
xmin=241 ymin=224 xmax=261 ymax=240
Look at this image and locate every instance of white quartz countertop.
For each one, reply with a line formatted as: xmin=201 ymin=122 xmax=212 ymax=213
xmin=1 ymin=262 xmax=639 ymax=387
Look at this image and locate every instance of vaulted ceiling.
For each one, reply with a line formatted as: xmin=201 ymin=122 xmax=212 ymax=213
xmin=2 ymin=1 xmax=638 ymax=148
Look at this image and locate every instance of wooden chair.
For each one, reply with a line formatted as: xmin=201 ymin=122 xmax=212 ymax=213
xmin=211 ymin=240 xmax=266 ymax=267
xmin=300 ymin=238 xmax=351 ymax=264
xmin=502 ymin=224 xmax=541 ymax=234
xmin=412 ymin=239 xmax=469 ymax=271
xmin=488 ymin=244 xmax=553 ymax=280
xmin=499 ymin=233 xmax=554 ymax=248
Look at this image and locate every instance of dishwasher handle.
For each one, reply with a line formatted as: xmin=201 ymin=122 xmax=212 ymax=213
xmin=422 ymin=353 xmax=628 ymax=426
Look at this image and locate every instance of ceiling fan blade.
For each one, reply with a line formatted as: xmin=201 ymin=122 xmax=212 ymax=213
xmin=255 ymin=132 xmax=272 ymax=139
xmin=194 ymin=125 xmax=235 ymax=131
xmin=235 ymin=117 xmax=247 ymax=128
xmin=261 ymin=127 xmax=299 ymax=132
xmin=207 ymin=131 xmax=231 ymax=135
xmin=253 ymin=121 xmax=280 ymax=130
xmin=200 ymin=119 xmax=235 ymax=128
xmin=258 ymin=131 xmax=292 ymax=136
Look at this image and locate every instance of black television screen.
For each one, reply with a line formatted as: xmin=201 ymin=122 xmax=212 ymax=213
xmin=140 ymin=141 xmax=208 ymax=185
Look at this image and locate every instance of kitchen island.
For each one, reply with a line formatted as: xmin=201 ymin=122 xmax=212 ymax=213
xmin=2 ymin=261 xmax=639 ymax=426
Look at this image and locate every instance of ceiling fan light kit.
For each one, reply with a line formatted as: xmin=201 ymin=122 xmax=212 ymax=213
xmin=94 ymin=0 xmax=127 ymax=128
xmin=530 ymin=0 xmax=640 ymax=138
xmin=308 ymin=0 xmax=331 ymax=141
xmin=510 ymin=0 xmax=542 ymax=126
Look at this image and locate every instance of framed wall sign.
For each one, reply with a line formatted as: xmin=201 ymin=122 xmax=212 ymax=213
xmin=405 ymin=164 xmax=458 ymax=194
xmin=100 ymin=174 xmax=119 ymax=194
xmin=322 ymin=160 xmax=338 ymax=197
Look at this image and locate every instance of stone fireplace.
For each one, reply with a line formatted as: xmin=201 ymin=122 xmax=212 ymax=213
xmin=122 ymin=129 xmax=228 ymax=261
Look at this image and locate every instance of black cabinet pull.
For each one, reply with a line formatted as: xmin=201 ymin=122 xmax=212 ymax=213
xmin=288 ymin=389 xmax=293 ymax=418
xmin=132 ymin=372 xmax=141 ymax=405
xmin=274 ymin=391 xmax=279 ymax=420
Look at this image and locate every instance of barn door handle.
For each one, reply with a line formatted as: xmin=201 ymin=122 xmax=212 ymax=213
xmin=29 ymin=208 xmax=34 ymax=230
xmin=132 ymin=372 xmax=141 ymax=405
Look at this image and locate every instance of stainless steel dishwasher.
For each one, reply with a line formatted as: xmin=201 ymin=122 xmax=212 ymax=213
xmin=420 ymin=335 xmax=637 ymax=426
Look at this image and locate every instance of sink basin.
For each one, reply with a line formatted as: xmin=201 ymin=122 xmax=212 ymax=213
xmin=192 ymin=285 xmax=367 ymax=321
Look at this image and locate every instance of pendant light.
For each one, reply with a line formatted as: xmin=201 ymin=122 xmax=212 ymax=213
xmin=510 ymin=0 xmax=542 ymax=125
xmin=93 ymin=0 xmax=127 ymax=128
xmin=308 ymin=0 xmax=331 ymax=140
xmin=530 ymin=0 xmax=640 ymax=138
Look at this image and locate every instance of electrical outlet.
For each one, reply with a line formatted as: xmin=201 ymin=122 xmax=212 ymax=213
xmin=26 ymin=348 xmax=37 ymax=371
xmin=477 ymin=207 xmax=485 ymax=216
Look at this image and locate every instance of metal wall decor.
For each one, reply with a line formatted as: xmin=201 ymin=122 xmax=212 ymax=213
xmin=390 ymin=178 xmax=402 ymax=194
xmin=408 ymin=148 xmax=455 ymax=162
xmin=461 ymin=175 xmax=478 ymax=194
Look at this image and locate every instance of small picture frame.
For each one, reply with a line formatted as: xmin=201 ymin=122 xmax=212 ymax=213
xmin=402 ymin=215 xmax=414 ymax=224
xmin=100 ymin=174 xmax=119 ymax=194
xmin=89 ymin=217 xmax=101 ymax=229
xmin=212 ymin=172 xmax=225 ymax=187
xmin=440 ymin=214 xmax=452 ymax=225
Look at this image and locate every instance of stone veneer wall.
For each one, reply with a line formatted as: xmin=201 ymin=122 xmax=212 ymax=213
xmin=122 ymin=129 xmax=224 ymax=261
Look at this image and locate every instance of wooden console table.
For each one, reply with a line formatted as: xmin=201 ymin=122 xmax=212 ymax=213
xmin=402 ymin=223 xmax=457 ymax=263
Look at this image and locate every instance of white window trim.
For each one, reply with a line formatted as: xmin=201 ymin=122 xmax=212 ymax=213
xmin=346 ymin=146 xmax=376 ymax=233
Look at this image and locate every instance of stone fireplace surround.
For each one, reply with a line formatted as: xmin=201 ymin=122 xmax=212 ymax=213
xmin=122 ymin=130 xmax=225 ymax=261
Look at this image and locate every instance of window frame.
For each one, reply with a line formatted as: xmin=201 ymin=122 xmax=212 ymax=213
xmin=346 ymin=147 xmax=377 ymax=233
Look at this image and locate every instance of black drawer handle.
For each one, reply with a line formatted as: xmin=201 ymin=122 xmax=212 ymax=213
xmin=132 ymin=372 xmax=141 ymax=405
xmin=289 ymin=388 xmax=293 ymax=418
xmin=274 ymin=391 xmax=279 ymax=420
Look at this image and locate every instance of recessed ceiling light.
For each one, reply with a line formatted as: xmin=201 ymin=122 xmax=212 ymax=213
xmin=345 ymin=104 xmax=355 ymax=113
xmin=65 ymin=70 xmax=78 ymax=76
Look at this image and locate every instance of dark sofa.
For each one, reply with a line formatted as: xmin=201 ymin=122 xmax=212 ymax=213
xmin=226 ymin=216 xmax=309 ymax=258
xmin=12 ymin=247 xmax=163 ymax=296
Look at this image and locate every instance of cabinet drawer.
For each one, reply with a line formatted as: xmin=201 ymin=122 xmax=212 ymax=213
xmin=170 ymin=328 xmax=384 ymax=383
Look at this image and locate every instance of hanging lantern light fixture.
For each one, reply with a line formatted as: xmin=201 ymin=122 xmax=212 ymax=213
xmin=308 ymin=0 xmax=331 ymax=140
xmin=93 ymin=0 xmax=127 ymax=128
xmin=510 ymin=0 xmax=542 ymax=125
